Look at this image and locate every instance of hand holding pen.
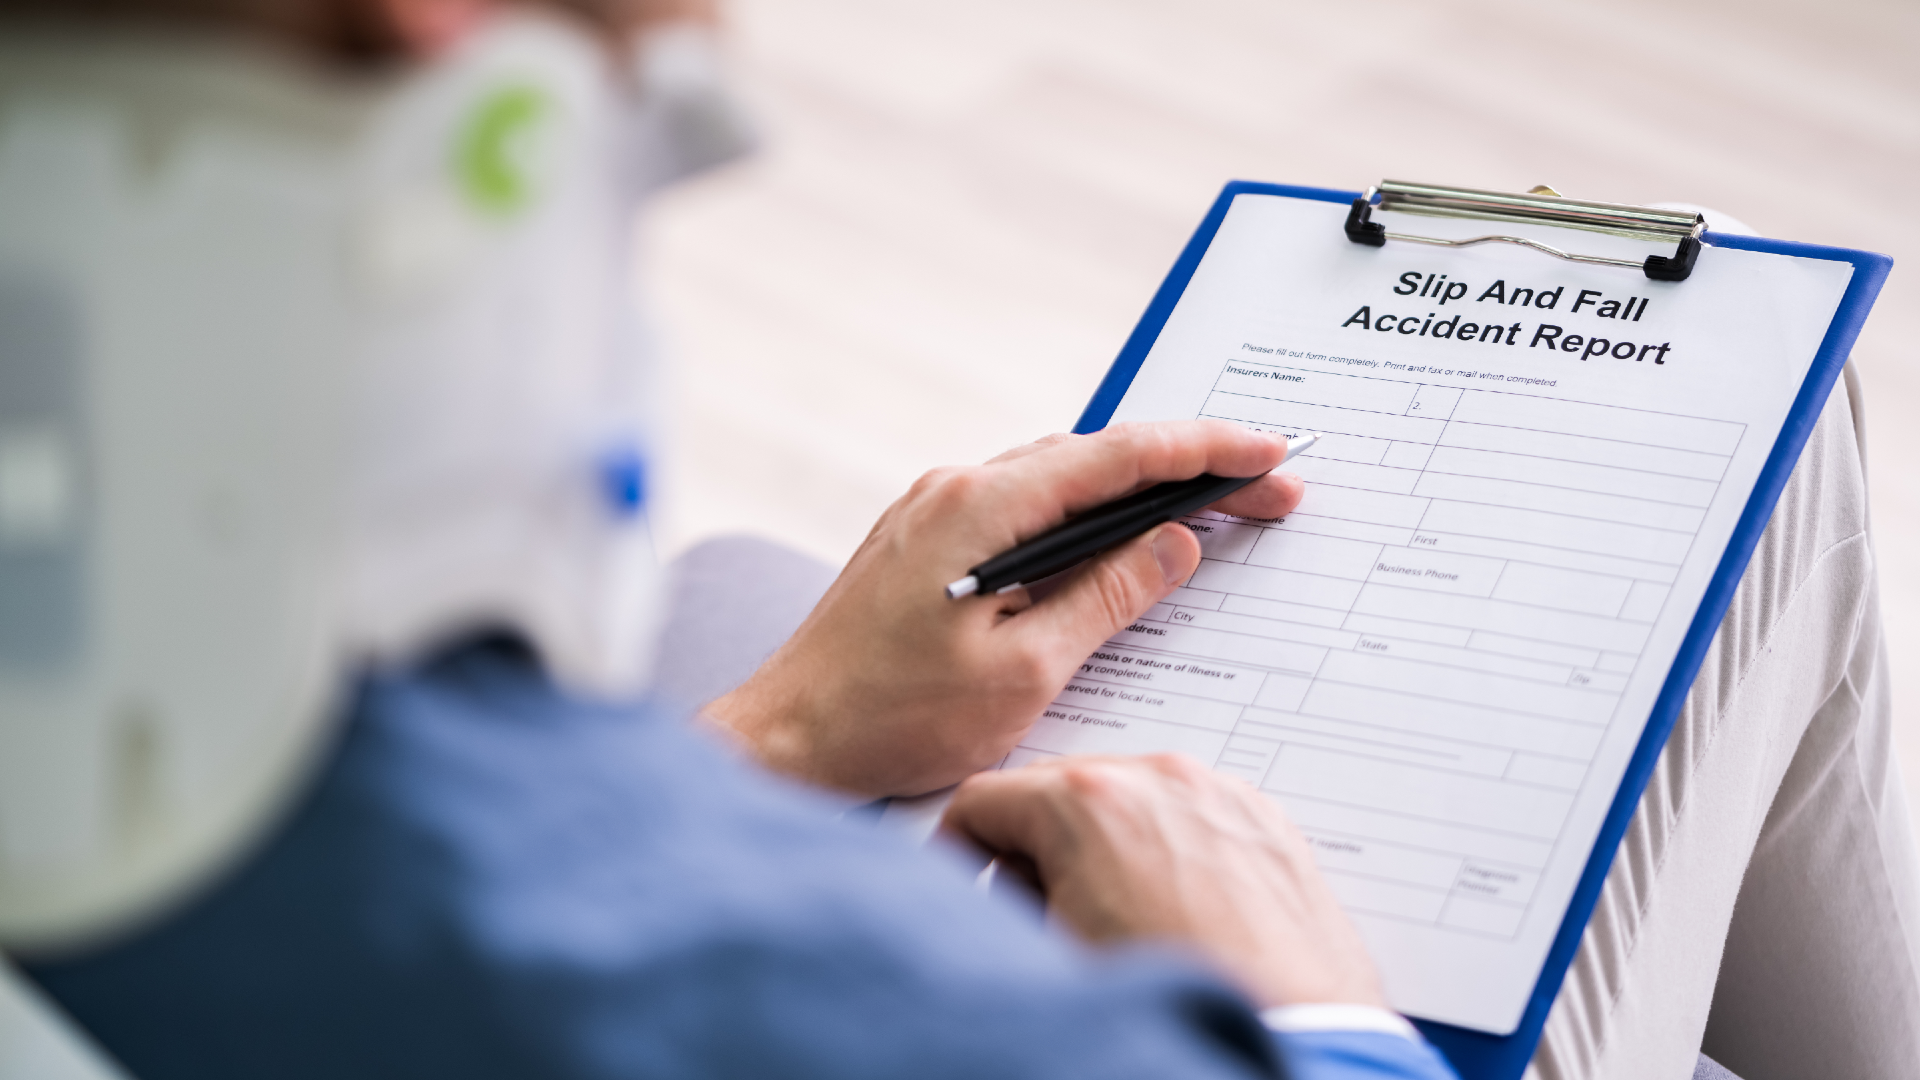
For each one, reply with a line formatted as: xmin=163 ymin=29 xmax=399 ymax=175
xmin=945 ymin=432 xmax=1319 ymax=599
xmin=703 ymin=421 xmax=1309 ymax=798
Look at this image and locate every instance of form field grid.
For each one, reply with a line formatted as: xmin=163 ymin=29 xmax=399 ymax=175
xmin=1018 ymin=358 xmax=1741 ymax=942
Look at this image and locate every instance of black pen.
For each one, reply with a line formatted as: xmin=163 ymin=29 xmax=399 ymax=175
xmin=943 ymin=432 xmax=1321 ymax=600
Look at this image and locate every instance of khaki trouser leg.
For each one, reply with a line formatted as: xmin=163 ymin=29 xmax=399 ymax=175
xmin=1533 ymin=366 xmax=1920 ymax=1080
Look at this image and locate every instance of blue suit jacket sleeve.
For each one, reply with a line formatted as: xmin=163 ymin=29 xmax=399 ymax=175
xmin=1281 ymin=1031 xmax=1459 ymax=1080
xmin=25 ymin=639 xmax=1447 ymax=1080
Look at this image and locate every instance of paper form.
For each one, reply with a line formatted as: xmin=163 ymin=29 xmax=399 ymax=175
xmin=1006 ymin=195 xmax=1854 ymax=1033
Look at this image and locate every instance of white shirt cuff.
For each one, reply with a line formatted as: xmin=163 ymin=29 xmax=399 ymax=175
xmin=1260 ymin=1003 xmax=1422 ymax=1041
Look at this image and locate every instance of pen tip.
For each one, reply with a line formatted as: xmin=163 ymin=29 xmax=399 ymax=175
xmin=944 ymin=575 xmax=980 ymax=600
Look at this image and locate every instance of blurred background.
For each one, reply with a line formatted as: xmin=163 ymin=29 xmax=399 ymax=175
xmin=642 ymin=0 xmax=1920 ymax=818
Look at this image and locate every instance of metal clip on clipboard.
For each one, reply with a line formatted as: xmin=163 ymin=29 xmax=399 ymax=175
xmin=1344 ymin=180 xmax=1705 ymax=282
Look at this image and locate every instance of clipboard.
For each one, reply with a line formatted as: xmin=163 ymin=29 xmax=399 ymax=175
xmin=1073 ymin=180 xmax=1893 ymax=1080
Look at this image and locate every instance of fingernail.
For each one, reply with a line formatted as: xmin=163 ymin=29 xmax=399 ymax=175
xmin=1151 ymin=525 xmax=1189 ymax=584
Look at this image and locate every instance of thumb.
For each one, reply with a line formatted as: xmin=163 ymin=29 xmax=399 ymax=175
xmin=940 ymin=766 xmax=1070 ymax=863
xmin=1010 ymin=522 xmax=1199 ymax=658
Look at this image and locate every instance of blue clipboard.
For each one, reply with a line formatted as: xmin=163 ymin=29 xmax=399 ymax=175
xmin=1072 ymin=180 xmax=1893 ymax=1080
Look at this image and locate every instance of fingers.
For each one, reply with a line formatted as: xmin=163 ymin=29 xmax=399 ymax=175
xmin=940 ymin=754 xmax=1167 ymax=863
xmin=962 ymin=423 xmax=1295 ymax=559
xmin=940 ymin=766 xmax=1069 ymax=862
xmin=946 ymin=755 xmax=1387 ymax=1009
xmin=1207 ymin=470 xmax=1305 ymax=520
xmin=992 ymin=421 xmax=1289 ymax=536
xmin=1008 ymin=522 xmax=1198 ymax=656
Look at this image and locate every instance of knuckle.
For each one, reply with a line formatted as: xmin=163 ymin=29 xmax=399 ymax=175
xmin=912 ymin=464 xmax=986 ymax=507
xmin=907 ymin=465 xmax=955 ymax=498
xmin=1059 ymin=761 xmax=1126 ymax=805
xmin=1144 ymin=753 xmax=1211 ymax=792
xmin=1086 ymin=560 xmax=1149 ymax=628
xmin=953 ymin=770 xmax=996 ymax=795
xmin=1106 ymin=420 xmax=1164 ymax=454
xmin=950 ymin=771 xmax=1008 ymax=810
xmin=1003 ymin=648 xmax=1056 ymax=697
xmin=1149 ymin=752 xmax=1207 ymax=781
xmin=1105 ymin=421 xmax=1191 ymax=476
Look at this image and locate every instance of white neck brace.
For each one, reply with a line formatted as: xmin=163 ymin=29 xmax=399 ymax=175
xmin=0 ymin=12 xmax=737 ymax=952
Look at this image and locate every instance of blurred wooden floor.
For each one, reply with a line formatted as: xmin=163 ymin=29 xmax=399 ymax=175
xmin=643 ymin=0 xmax=1920 ymax=810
